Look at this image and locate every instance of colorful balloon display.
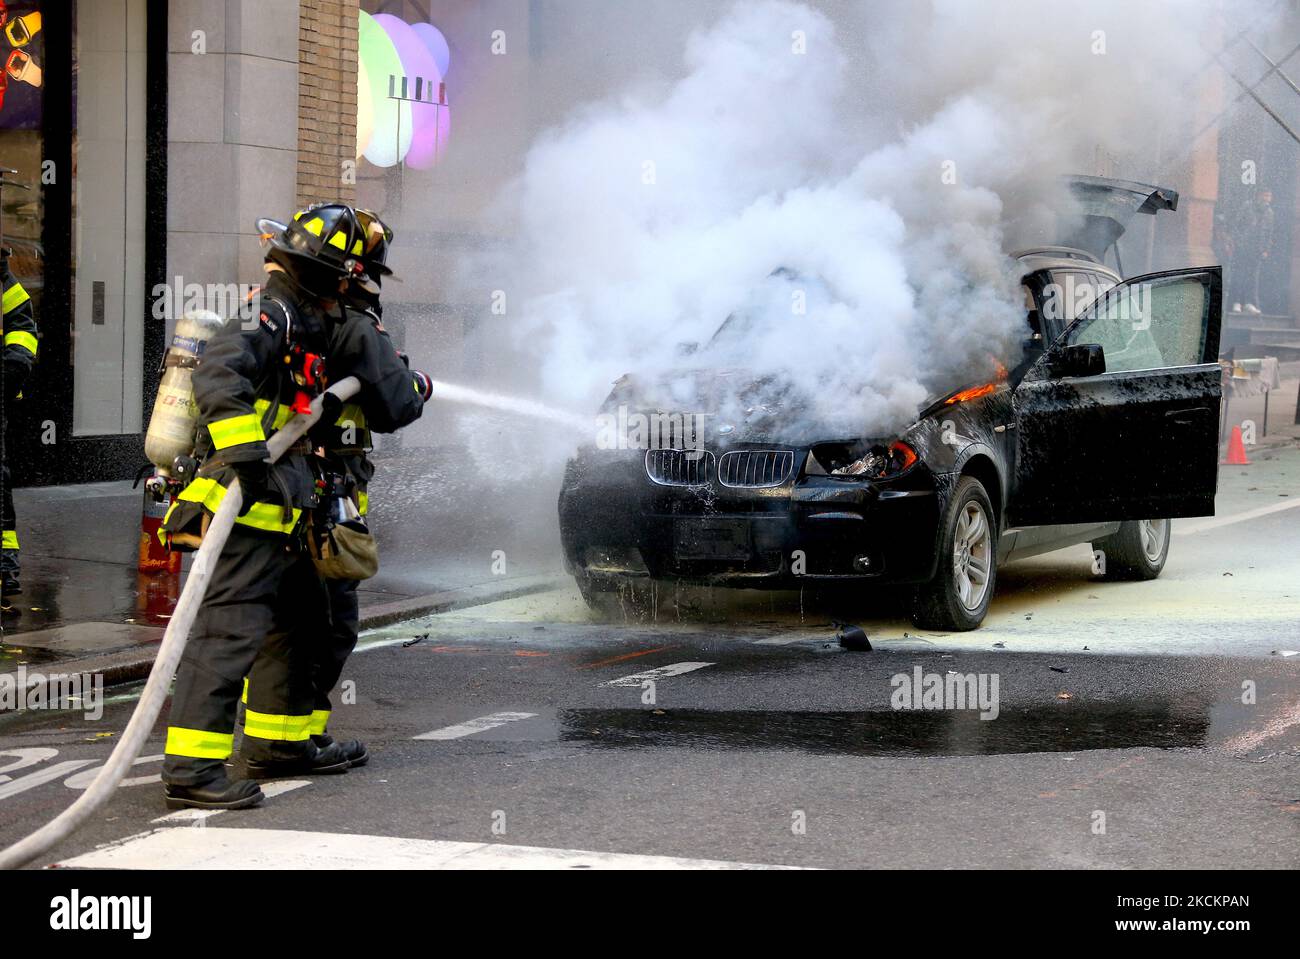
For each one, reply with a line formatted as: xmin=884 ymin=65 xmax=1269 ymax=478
xmin=356 ymin=11 xmax=451 ymax=169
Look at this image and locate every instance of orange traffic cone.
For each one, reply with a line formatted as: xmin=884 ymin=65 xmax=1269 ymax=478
xmin=1222 ymin=425 xmax=1251 ymax=466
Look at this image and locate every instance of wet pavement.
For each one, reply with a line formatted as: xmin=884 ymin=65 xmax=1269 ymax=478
xmin=0 ymin=439 xmax=1297 ymax=869
xmin=1 ymin=447 xmax=565 ymax=647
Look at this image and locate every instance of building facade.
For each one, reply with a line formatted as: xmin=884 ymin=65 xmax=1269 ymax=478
xmin=3 ymin=0 xmax=1298 ymax=487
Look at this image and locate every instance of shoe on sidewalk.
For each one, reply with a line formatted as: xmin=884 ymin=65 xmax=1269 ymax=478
xmin=1244 ymin=303 xmax=1262 ymax=314
xmin=1232 ymin=302 xmax=1243 ymax=312
xmin=244 ymin=741 xmax=351 ymax=779
xmin=164 ymin=775 xmax=264 ymax=811
xmin=313 ymin=733 xmax=369 ymax=768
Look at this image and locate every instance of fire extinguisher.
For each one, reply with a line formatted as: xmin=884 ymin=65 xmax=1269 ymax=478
xmin=136 ymin=481 xmax=181 ymax=574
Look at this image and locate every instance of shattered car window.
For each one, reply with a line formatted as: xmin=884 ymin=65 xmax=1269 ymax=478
xmin=1070 ymin=275 xmax=1208 ymax=372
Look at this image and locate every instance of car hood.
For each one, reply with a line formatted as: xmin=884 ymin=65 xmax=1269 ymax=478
xmin=604 ymin=368 xmax=943 ymax=447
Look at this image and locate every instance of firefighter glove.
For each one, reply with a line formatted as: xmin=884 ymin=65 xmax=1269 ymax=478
xmin=231 ymin=459 xmax=269 ymax=517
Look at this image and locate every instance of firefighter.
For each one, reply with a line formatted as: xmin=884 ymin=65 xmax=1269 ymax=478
xmin=159 ymin=204 xmax=378 ymax=810
xmin=1 ymin=248 xmax=37 ymax=605
xmin=244 ymin=207 xmax=431 ymax=768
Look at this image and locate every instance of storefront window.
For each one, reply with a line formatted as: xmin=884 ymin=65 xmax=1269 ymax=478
xmin=0 ymin=0 xmax=45 ymax=348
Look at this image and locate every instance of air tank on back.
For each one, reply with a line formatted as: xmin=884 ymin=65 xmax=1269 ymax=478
xmin=144 ymin=310 xmax=225 ymax=476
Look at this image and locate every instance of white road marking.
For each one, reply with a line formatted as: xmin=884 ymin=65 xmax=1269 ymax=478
xmin=1223 ymin=702 xmax=1300 ymax=754
xmin=151 ymin=779 xmax=312 ymax=823
xmin=0 ymin=760 xmax=95 ymax=801
xmin=752 ymin=636 xmax=811 ymax=646
xmin=55 ymin=827 xmax=805 ymax=870
xmin=602 ymin=661 xmax=714 ymax=687
xmin=64 ymin=755 xmax=165 ymax=790
xmin=1175 ymin=498 xmax=1300 ymax=535
xmin=413 ymin=712 xmax=538 ymax=741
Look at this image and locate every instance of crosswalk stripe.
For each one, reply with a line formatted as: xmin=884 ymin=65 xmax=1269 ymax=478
xmin=1175 ymin=498 xmax=1300 ymax=535
xmin=413 ymin=712 xmax=538 ymax=741
xmin=601 ymin=662 xmax=714 ymax=687
xmin=55 ymin=827 xmax=806 ymax=870
xmin=151 ymin=780 xmax=312 ymax=823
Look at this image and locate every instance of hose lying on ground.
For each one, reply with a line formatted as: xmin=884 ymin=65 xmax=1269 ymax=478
xmin=0 ymin=377 xmax=361 ymax=871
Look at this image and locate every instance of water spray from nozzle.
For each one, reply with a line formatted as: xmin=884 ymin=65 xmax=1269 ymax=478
xmin=425 ymin=379 xmax=591 ymax=434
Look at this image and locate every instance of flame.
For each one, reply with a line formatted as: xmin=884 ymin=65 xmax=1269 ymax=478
xmin=944 ymin=383 xmax=998 ymax=405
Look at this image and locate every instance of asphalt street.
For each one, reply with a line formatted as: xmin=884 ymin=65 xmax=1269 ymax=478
xmin=1 ymin=447 xmax=1297 ymax=869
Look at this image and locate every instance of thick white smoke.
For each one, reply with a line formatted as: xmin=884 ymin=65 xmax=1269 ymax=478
xmin=459 ymin=0 xmax=1272 ymax=457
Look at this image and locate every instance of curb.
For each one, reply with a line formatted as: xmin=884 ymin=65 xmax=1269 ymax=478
xmin=0 ymin=575 xmax=567 ymax=695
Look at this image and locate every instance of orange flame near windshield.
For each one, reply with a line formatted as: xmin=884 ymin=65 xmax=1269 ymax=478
xmin=945 ymin=383 xmax=998 ymax=405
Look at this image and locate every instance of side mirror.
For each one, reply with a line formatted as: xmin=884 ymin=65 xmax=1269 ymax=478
xmin=1051 ymin=343 xmax=1106 ymax=378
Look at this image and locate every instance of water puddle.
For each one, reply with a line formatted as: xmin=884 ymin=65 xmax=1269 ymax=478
xmin=559 ymin=704 xmax=1209 ymax=755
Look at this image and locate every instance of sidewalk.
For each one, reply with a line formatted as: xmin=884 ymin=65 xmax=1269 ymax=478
xmin=1221 ymin=374 xmax=1300 ymax=451
xmin=0 ymin=448 xmax=567 ymax=682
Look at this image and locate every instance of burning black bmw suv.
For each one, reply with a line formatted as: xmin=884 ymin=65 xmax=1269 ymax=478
xmin=558 ymin=178 xmax=1224 ymax=630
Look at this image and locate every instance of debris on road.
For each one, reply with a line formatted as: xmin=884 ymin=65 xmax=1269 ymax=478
xmin=835 ymin=623 xmax=872 ymax=651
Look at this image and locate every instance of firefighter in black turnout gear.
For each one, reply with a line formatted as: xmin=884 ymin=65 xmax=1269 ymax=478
xmin=160 ymin=204 xmax=381 ymax=810
xmin=1 ymin=250 xmax=37 ymax=604
xmin=244 ymin=207 xmax=433 ymax=767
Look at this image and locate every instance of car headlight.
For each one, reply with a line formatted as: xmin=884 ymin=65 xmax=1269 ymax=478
xmin=808 ymin=440 xmax=919 ymax=479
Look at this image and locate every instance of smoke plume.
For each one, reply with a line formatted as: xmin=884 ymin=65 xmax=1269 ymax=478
xmin=458 ymin=0 xmax=1271 ymax=454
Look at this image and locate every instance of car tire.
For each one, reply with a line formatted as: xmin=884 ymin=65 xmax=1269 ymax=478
xmin=576 ymin=573 xmax=654 ymax=617
xmin=910 ymin=476 xmax=998 ymax=632
xmin=1091 ymin=519 xmax=1169 ymax=581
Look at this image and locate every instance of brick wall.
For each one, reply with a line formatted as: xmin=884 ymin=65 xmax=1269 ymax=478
xmin=297 ymin=0 xmax=359 ymax=207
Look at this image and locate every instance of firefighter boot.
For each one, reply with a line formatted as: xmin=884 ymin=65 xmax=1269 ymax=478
xmin=164 ymin=772 xmax=264 ymax=811
xmin=1 ymin=548 xmax=20 ymax=602
xmin=312 ymin=733 xmax=369 ymax=768
xmin=244 ymin=740 xmax=351 ymax=779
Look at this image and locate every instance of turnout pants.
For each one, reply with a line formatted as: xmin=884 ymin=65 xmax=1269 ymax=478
xmin=163 ymin=527 xmax=327 ymax=786
xmin=1 ymin=418 xmax=17 ymax=583
xmin=308 ymin=577 xmax=361 ymax=737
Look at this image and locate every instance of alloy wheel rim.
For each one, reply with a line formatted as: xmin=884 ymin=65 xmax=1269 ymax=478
xmin=953 ymin=502 xmax=992 ymax=612
xmin=1139 ymin=519 xmax=1169 ymax=564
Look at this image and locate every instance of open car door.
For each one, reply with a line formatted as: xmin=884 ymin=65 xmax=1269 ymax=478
xmin=1010 ymin=266 xmax=1223 ymax=526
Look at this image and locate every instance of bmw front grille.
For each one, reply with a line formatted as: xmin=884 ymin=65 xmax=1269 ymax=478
xmin=644 ymin=448 xmax=717 ymax=487
xmin=717 ymin=450 xmax=795 ymax=488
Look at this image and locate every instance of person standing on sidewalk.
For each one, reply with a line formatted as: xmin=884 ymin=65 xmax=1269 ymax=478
xmin=1 ymin=248 xmax=37 ymax=605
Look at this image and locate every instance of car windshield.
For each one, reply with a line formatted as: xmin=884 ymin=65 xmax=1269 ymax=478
xmin=705 ymin=270 xmax=834 ymax=352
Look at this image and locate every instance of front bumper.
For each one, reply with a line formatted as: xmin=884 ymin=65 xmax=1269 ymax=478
xmin=558 ymin=449 xmax=943 ymax=589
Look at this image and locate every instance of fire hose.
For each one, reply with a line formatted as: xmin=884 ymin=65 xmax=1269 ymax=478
xmin=0 ymin=377 xmax=361 ymax=870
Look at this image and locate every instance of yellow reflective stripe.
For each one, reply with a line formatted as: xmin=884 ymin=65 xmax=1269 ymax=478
xmin=243 ymin=708 xmax=313 ymax=742
xmin=238 ymin=502 xmax=303 ymax=535
xmin=328 ymin=231 xmax=348 ymax=250
xmin=2 ymin=530 xmax=17 ymax=550
xmin=357 ymin=492 xmax=369 ymax=516
xmin=302 ymin=217 xmax=324 ymax=236
xmin=253 ymin=398 xmax=294 ymax=431
xmin=351 ymin=238 xmax=364 ymax=255
xmin=3 ymin=330 xmax=36 ymax=355
xmin=241 ymin=676 xmax=249 ymax=705
xmin=177 ymin=476 xmax=302 ymax=535
xmin=165 ymin=726 xmax=234 ymax=759
xmin=207 ymin=413 xmax=266 ymax=450
xmin=308 ymin=709 xmax=331 ymax=736
xmin=2 ymin=282 xmax=30 ymax=313
xmin=336 ymin=403 xmax=366 ymax=428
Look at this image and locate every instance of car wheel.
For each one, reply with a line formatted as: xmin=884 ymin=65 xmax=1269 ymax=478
xmin=910 ymin=476 xmax=997 ymax=632
xmin=575 ymin=573 xmax=654 ymax=617
xmin=1092 ymin=519 xmax=1169 ymax=580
